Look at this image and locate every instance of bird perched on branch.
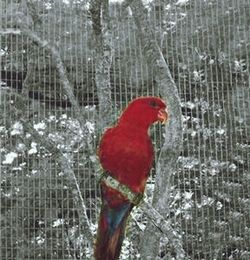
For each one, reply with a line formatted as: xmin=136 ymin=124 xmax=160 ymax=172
xmin=95 ymin=97 xmax=168 ymax=260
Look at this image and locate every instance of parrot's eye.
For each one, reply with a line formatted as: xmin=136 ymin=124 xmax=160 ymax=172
xmin=149 ymin=100 xmax=159 ymax=108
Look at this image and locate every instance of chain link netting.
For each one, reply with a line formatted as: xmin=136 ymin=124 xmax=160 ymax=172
xmin=0 ymin=0 xmax=249 ymax=259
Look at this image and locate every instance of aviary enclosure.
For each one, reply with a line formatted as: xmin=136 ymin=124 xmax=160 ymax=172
xmin=0 ymin=0 xmax=249 ymax=259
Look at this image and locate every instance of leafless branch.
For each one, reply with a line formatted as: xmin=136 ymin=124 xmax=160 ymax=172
xmin=59 ymin=154 xmax=94 ymax=250
xmin=126 ymin=0 xmax=184 ymax=258
xmin=5 ymin=90 xmax=95 ymax=246
xmin=0 ymin=29 xmax=21 ymax=35
xmin=90 ymin=0 xmax=113 ymax=129
xmin=141 ymin=201 xmax=185 ymax=258
xmin=11 ymin=12 xmax=96 ymax=249
xmin=15 ymin=14 xmax=85 ymax=125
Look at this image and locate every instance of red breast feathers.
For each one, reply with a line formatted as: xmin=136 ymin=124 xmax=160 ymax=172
xmin=98 ymin=97 xmax=168 ymax=193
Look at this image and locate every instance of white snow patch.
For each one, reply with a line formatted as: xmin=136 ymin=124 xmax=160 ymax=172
xmin=0 ymin=49 xmax=6 ymax=56
xmin=20 ymin=162 xmax=26 ymax=167
xmin=178 ymin=156 xmax=199 ymax=169
xmin=11 ymin=122 xmax=23 ymax=136
xmin=45 ymin=2 xmax=52 ymax=9
xmin=109 ymin=0 xmax=124 ymax=2
xmin=216 ymin=129 xmax=225 ymax=135
xmin=31 ymin=170 xmax=38 ymax=175
xmin=0 ymin=126 xmax=7 ymax=133
xmin=26 ymin=133 xmax=31 ymax=139
xmin=0 ymin=81 xmax=7 ymax=87
xmin=216 ymin=201 xmax=223 ymax=210
xmin=229 ymin=163 xmax=237 ymax=172
xmin=38 ymin=220 xmax=44 ymax=225
xmin=34 ymin=122 xmax=46 ymax=131
xmin=12 ymin=167 xmax=22 ymax=171
xmin=28 ymin=142 xmax=38 ymax=155
xmin=201 ymin=196 xmax=214 ymax=207
xmin=90 ymin=155 xmax=97 ymax=163
xmin=209 ymin=59 xmax=215 ymax=65
xmin=183 ymin=202 xmax=192 ymax=210
xmin=234 ymin=59 xmax=246 ymax=72
xmin=85 ymin=121 xmax=95 ymax=134
xmin=90 ymin=223 xmax=98 ymax=233
xmin=209 ymin=168 xmax=219 ymax=176
xmin=169 ymin=21 xmax=176 ymax=26
xmin=60 ymin=114 xmax=67 ymax=120
xmin=191 ymin=131 xmax=197 ymax=137
xmin=36 ymin=236 xmax=45 ymax=245
xmin=174 ymin=191 xmax=181 ymax=200
xmin=47 ymin=115 xmax=56 ymax=122
xmin=52 ymin=219 xmax=64 ymax=227
xmin=176 ymin=0 xmax=189 ymax=6
xmin=3 ymin=152 xmax=18 ymax=164
xmin=193 ymin=70 xmax=204 ymax=82
xmin=184 ymin=191 xmax=193 ymax=200
xmin=175 ymin=209 xmax=182 ymax=216
xmin=48 ymin=133 xmax=64 ymax=142
xmin=186 ymin=101 xmax=196 ymax=109
xmin=17 ymin=143 xmax=26 ymax=152
xmin=165 ymin=4 xmax=171 ymax=10
xmin=181 ymin=101 xmax=196 ymax=109
xmin=180 ymin=12 xmax=187 ymax=18
xmin=182 ymin=115 xmax=190 ymax=122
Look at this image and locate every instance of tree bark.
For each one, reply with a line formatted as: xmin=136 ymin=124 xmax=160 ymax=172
xmin=90 ymin=0 xmax=113 ymax=130
xmin=127 ymin=0 xmax=185 ymax=258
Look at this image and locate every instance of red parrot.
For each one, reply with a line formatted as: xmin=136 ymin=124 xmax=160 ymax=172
xmin=95 ymin=97 xmax=168 ymax=260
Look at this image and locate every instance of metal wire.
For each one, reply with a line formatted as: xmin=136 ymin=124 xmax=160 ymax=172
xmin=0 ymin=0 xmax=249 ymax=259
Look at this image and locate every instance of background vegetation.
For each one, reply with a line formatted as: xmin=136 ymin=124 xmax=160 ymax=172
xmin=0 ymin=0 xmax=249 ymax=259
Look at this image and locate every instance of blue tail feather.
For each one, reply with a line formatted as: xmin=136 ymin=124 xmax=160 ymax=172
xmin=106 ymin=202 xmax=131 ymax=237
xmin=95 ymin=195 xmax=133 ymax=260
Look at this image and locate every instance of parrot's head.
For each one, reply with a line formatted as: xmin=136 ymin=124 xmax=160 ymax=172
xmin=119 ymin=97 xmax=168 ymax=129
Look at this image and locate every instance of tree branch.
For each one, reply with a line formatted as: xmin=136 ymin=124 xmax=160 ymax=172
xmin=126 ymin=0 xmax=184 ymax=258
xmin=141 ymin=201 xmax=185 ymax=258
xmin=6 ymin=90 xmax=95 ymax=247
xmin=14 ymin=10 xmax=99 ymax=167
xmin=59 ymin=154 xmax=94 ymax=250
xmin=15 ymin=14 xmax=85 ymax=125
xmin=90 ymin=0 xmax=113 ymax=129
xmin=11 ymin=12 xmax=96 ymax=251
xmin=0 ymin=29 xmax=21 ymax=35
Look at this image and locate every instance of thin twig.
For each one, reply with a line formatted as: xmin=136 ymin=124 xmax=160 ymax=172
xmin=0 ymin=29 xmax=21 ymax=35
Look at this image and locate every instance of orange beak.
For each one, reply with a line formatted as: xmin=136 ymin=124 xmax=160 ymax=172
xmin=157 ymin=108 xmax=168 ymax=124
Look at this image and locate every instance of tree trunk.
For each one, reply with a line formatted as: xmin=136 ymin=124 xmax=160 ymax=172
xmin=127 ymin=0 xmax=184 ymax=258
xmin=90 ymin=0 xmax=113 ymax=130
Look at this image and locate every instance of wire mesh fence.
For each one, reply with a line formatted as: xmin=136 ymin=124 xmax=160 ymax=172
xmin=0 ymin=0 xmax=249 ymax=259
